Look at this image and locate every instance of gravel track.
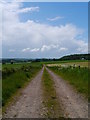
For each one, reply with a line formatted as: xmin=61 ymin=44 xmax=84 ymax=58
xmin=46 ymin=67 xmax=88 ymax=118
xmin=3 ymin=66 xmax=88 ymax=118
xmin=3 ymin=67 xmax=45 ymax=118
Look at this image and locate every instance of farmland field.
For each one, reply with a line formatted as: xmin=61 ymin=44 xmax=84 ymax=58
xmin=48 ymin=64 xmax=89 ymax=99
xmin=2 ymin=60 xmax=89 ymax=107
xmin=46 ymin=60 xmax=89 ymax=100
xmin=2 ymin=62 xmax=42 ymax=107
xmin=46 ymin=61 xmax=89 ymax=68
xmin=2 ymin=62 xmax=31 ymax=69
xmin=2 ymin=60 xmax=89 ymax=118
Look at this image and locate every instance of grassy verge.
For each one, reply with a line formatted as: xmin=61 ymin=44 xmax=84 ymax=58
xmin=2 ymin=62 xmax=42 ymax=107
xmin=48 ymin=66 xmax=89 ymax=99
xmin=42 ymin=68 xmax=62 ymax=118
xmin=0 ymin=79 xmax=2 ymax=108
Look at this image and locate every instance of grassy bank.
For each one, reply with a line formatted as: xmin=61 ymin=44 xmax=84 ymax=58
xmin=0 ymin=79 xmax=2 ymax=108
xmin=48 ymin=66 xmax=89 ymax=99
xmin=2 ymin=62 xmax=42 ymax=107
xmin=42 ymin=68 xmax=62 ymax=118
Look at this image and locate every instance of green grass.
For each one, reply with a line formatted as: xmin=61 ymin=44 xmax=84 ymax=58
xmin=48 ymin=66 xmax=89 ymax=99
xmin=42 ymin=68 xmax=62 ymax=118
xmin=2 ymin=62 xmax=42 ymax=107
xmin=0 ymin=64 xmax=2 ymax=70
xmin=0 ymin=79 xmax=2 ymax=108
xmin=41 ymin=60 xmax=88 ymax=65
xmin=2 ymin=62 xmax=32 ymax=69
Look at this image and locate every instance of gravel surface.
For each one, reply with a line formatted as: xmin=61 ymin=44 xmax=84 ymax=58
xmin=3 ymin=67 xmax=45 ymax=118
xmin=3 ymin=66 xmax=88 ymax=118
xmin=46 ymin=67 xmax=88 ymax=118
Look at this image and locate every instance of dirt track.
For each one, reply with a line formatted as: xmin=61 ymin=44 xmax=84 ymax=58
xmin=3 ymin=66 xmax=88 ymax=118
xmin=3 ymin=67 xmax=45 ymax=118
xmin=46 ymin=67 xmax=88 ymax=118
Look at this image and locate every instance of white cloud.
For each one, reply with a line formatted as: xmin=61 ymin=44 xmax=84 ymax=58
xmin=41 ymin=44 xmax=58 ymax=52
xmin=0 ymin=2 xmax=2 ymax=58
xmin=76 ymin=40 xmax=88 ymax=53
xmin=2 ymin=1 xmax=88 ymax=58
xmin=30 ymin=48 xmax=40 ymax=52
xmin=22 ymin=48 xmax=40 ymax=52
xmin=17 ymin=7 xmax=39 ymax=13
xmin=2 ymin=1 xmax=39 ymax=13
xmin=47 ymin=16 xmax=64 ymax=21
xmin=59 ymin=47 xmax=68 ymax=52
xmin=22 ymin=48 xmax=30 ymax=52
xmin=41 ymin=45 xmax=51 ymax=52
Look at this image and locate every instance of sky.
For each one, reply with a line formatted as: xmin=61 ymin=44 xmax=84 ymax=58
xmin=1 ymin=0 xmax=89 ymax=2
xmin=1 ymin=1 xmax=88 ymax=58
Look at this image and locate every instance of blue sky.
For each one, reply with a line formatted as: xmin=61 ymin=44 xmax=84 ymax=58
xmin=2 ymin=2 xmax=88 ymax=58
xmin=20 ymin=2 xmax=88 ymax=41
xmin=21 ymin=2 xmax=88 ymax=28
